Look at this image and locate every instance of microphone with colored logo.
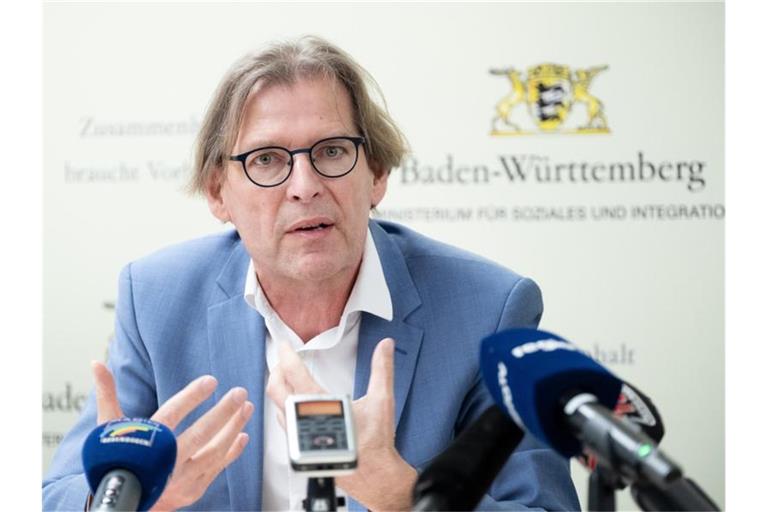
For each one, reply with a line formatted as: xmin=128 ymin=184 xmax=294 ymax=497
xmin=411 ymin=405 xmax=525 ymax=511
xmin=479 ymin=328 xmax=681 ymax=489
xmin=82 ymin=418 xmax=177 ymax=511
xmin=480 ymin=328 xmax=720 ymax=511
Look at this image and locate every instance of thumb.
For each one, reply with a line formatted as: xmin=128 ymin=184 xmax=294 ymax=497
xmin=91 ymin=361 xmax=124 ymax=424
xmin=365 ymin=338 xmax=395 ymax=400
xmin=277 ymin=341 xmax=324 ymax=394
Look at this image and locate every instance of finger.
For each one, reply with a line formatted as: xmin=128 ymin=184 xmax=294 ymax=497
xmin=276 ymin=408 xmax=286 ymax=431
xmin=222 ymin=432 xmax=250 ymax=468
xmin=151 ymin=375 xmax=218 ymax=430
xmin=92 ymin=361 xmax=123 ymax=424
xmin=365 ymin=338 xmax=395 ymax=399
xmin=176 ymin=387 xmax=248 ymax=461
xmin=277 ymin=342 xmax=325 ymax=394
xmin=194 ymin=432 xmax=251 ymax=494
xmin=191 ymin=400 xmax=254 ymax=475
xmin=265 ymin=364 xmax=290 ymax=415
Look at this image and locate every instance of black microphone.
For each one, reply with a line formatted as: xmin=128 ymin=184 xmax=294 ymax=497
xmin=412 ymin=405 xmax=525 ymax=511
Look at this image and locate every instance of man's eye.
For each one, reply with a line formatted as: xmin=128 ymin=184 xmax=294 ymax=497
xmin=249 ymin=151 xmax=285 ymax=168
xmin=324 ymin=146 xmax=343 ymax=157
xmin=256 ymin=154 xmax=273 ymax=165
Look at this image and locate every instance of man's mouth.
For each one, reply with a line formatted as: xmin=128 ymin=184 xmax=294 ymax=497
xmin=288 ymin=217 xmax=335 ymax=233
xmin=294 ymin=222 xmax=331 ymax=232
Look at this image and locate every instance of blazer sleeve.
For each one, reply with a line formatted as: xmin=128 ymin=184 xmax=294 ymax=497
xmin=458 ymin=277 xmax=582 ymax=511
xmin=43 ymin=264 xmax=160 ymax=511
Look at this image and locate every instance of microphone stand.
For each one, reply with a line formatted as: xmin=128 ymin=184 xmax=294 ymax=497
xmin=631 ymin=477 xmax=720 ymax=511
xmin=585 ymin=463 xmax=719 ymax=511
xmin=587 ymin=466 xmax=621 ymax=511
xmin=568 ymin=397 xmax=719 ymax=510
xmin=303 ymin=477 xmax=346 ymax=512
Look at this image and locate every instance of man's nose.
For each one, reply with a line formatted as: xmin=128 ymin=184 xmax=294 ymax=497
xmin=286 ymin=153 xmax=323 ymax=202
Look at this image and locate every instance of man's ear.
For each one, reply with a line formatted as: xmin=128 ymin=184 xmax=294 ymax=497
xmin=205 ymin=170 xmax=231 ymax=223
xmin=370 ymin=169 xmax=388 ymax=208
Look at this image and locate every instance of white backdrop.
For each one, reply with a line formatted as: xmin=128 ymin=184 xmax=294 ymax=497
xmin=43 ymin=3 xmax=724 ymax=509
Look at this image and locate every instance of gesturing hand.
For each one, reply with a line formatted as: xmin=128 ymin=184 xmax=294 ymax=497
xmin=91 ymin=362 xmax=254 ymax=511
xmin=265 ymin=339 xmax=417 ymax=511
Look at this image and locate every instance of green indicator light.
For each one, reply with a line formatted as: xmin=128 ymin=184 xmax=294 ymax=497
xmin=637 ymin=444 xmax=653 ymax=458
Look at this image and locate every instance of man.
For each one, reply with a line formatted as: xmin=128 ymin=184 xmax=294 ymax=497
xmin=43 ymin=36 xmax=580 ymax=511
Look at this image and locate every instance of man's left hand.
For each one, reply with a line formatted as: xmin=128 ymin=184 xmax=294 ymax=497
xmin=266 ymin=338 xmax=417 ymax=512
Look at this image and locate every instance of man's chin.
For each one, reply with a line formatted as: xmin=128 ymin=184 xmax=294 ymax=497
xmin=285 ymin=257 xmax=351 ymax=284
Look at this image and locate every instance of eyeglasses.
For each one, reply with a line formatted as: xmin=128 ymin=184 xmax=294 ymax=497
xmin=229 ymin=136 xmax=366 ymax=188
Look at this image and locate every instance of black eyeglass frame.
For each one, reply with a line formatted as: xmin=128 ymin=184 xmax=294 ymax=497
xmin=228 ymin=136 xmax=366 ymax=188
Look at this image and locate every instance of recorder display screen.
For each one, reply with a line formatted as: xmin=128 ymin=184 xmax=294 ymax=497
xmin=295 ymin=400 xmax=348 ymax=451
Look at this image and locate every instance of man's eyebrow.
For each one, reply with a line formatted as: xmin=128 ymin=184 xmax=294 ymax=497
xmin=238 ymin=134 xmax=358 ymax=152
xmin=238 ymin=139 xmax=284 ymax=150
xmin=232 ymin=139 xmax=288 ymax=155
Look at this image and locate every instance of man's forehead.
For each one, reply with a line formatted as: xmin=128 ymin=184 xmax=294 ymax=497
xmin=236 ymin=76 xmax=357 ymax=147
xmin=243 ymin=76 xmax=352 ymax=118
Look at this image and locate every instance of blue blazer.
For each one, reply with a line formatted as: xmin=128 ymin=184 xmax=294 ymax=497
xmin=44 ymin=220 xmax=580 ymax=511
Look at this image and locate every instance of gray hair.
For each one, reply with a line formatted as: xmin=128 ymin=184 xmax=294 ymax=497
xmin=189 ymin=35 xmax=408 ymax=193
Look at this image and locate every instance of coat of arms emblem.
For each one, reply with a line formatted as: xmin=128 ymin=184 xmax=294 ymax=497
xmin=490 ymin=63 xmax=609 ymax=135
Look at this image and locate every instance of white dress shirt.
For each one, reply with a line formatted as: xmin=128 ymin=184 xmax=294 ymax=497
xmin=244 ymin=228 xmax=393 ymax=511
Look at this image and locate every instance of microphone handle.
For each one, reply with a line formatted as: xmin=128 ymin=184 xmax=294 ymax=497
xmin=91 ymin=469 xmax=142 ymax=511
xmin=565 ymin=394 xmax=681 ymax=488
xmin=588 ymin=468 xmax=618 ymax=511
xmin=631 ymin=477 xmax=720 ymax=511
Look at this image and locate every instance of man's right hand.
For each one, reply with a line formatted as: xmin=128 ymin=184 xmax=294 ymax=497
xmin=91 ymin=361 xmax=254 ymax=511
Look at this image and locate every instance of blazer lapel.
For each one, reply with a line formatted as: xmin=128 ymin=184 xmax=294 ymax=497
xmin=207 ymin=237 xmax=267 ymax=511
xmin=355 ymin=222 xmax=424 ymax=429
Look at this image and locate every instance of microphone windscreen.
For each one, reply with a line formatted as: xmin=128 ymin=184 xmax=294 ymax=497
xmin=82 ymin=417 xmax=177 ymax=511
xmin=480 ymin=328 xmax=622 ymax=457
